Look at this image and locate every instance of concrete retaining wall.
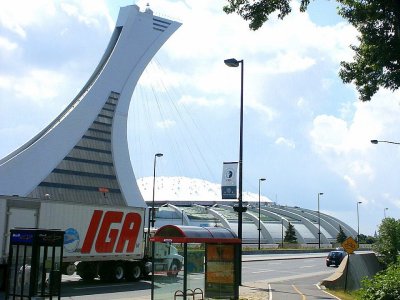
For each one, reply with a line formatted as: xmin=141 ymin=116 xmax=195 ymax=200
xmin=321 ymin=252 xmax=382 ymax=290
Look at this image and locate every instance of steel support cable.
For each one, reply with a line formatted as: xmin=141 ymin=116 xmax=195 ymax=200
xmin=153 ymin=59 xmax=222 ymax=182
xmin=148 ymin=84 xmax=187 ymax=176
xmin=146 ymin=62 xmax=207 ymax=180
xmin=130 ymin=83 xmax=156 ymax=177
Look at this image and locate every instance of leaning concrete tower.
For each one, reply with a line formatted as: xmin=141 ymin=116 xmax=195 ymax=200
xmin=0 ymin=5 xmax=180 ymax=208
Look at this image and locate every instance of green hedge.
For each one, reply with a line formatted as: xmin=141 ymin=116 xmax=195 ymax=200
xmin=356 ymin=263 xmax=400 ymax=300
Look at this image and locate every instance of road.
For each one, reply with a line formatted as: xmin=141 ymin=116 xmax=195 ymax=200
xmin=241 ymin=256 xmax=339 ymax=299
xmin=1 ymin=253 xmax=339 ymax=299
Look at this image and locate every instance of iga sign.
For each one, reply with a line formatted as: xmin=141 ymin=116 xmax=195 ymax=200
xmin=81 ymin=210 xmax=141 ymax=253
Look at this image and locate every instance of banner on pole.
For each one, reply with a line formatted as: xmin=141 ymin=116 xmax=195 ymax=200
xmin=221 ymin=162 xmax=238 ymax=199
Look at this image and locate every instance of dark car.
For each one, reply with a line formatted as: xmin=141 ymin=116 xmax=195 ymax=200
xmin=326 ymin=250 xmax=346 ymax=267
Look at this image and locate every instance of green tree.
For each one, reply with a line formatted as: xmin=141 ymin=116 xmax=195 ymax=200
xmin=358 ymin=233 xmax=377 ymax=244
xmin=357 ymin=263 xmax=400 ymax=300
xmin=284 ymin=222 xmax=298 ymax=243
xmin=223 ymin=0 xmax=400 ymax=101
xmin=336 ymin=225 xmax=347 ymax=244
xmin=373 ymin=217 xmax=400 ymax=266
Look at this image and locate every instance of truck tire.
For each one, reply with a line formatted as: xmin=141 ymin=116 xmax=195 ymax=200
xmin=99 ymin=261 xmax=125 ymax=282
xmin=76 ymin=262 xmax=97 ymax=281
xmin=125 ymin=262 xmax=141 ymax=281
xmin=61 ymin=263 xmax=76 ymax=275
xmin=167 ymin=259 xmax=181 ymax=277
xmin=113 ymin=263 xmax=125 ymax=281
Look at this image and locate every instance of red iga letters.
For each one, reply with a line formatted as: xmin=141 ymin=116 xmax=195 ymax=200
xmin=81 ymin=210 xmax=141 ymax=253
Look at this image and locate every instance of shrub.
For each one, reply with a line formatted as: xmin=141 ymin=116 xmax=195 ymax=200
xmin=356 ymin=263 xmax=400 ymax=300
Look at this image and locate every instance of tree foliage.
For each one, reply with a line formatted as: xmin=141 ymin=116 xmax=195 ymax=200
xmin=373 ymin=217 xmax=400 ymax=267
xmin=284 ymin=222 xmax=298 ymax=243
xmin=356 ymin=263 xmax=400 ymax=300
xmin=223 ymin=0 xmax=400 ymax=101
xmin=358 ymin=233 xmax=377 ymax=244
xmin=336 ymin=225 xmax=347 ymax=243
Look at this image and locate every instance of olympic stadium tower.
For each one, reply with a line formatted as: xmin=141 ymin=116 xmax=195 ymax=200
xmin=0 ymin=5 xmax=180 ymax=208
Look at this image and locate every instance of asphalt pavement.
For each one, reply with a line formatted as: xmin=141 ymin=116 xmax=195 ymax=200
xmin=0 ymin=252 xmax=331 ymax=300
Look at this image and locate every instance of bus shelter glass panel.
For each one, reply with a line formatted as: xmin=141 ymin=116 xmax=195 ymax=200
xmin=153 ymin=242 xmax=206 ymax=300
xmin=153 ymin=241 xmax=184 ymax=300
xmin=186 ymin=244 xmax=205 ymax=299
xmin=205 ymin=244 xmax=237 ymax=299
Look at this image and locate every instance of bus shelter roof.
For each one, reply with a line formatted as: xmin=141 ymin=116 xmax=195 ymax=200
xmin=150 ymin=225 xmax=240 ymax=244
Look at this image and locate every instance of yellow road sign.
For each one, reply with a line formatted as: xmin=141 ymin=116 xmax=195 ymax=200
xmin=342 ymin=236 xmax=358 ymax=254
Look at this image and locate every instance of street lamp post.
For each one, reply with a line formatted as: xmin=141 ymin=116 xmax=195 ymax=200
xmin=149 ymin=153 xmax=163 ymax=300
xmin=224 ymin=57 xmax=245 ymax=285
xmin=150 ymin=153 xmax=163 ymax=229
xmin=384 ymin=207 xmax=388 ymax=218
xmin=281 ymin=218 xmax=284 ymax=248
xmin=258 ymin=178 xmax=266 ymax=250
xmin=357 ymin=201 xmax=362 ymax=244
xmin=318 ymin=192 xmax=323 ymax=249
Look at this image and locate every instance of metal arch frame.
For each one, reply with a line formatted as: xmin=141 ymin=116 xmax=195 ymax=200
xmin=242 ymin=210 xmax=274 ymax=243
xmin=165 ymin=204 xmax=191 ymax=225
xmin=291 ymin=207 xmax=357 ymax=238
xmin=217 ymin=204 xmax=308 ymax=244
xmin=287 ymin=207 xmax=338 ymax=240
xmin=266 ymin=206 xmax=327 ymax=244
xmin=206 ymin=206 xmax=233 ymax=230
xmin=246 ymin=208 xmax=291 ymax=243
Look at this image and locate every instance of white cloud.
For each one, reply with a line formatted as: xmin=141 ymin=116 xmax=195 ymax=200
xmin=309 ymin=88 xmax=400 ymax=232
xmin=257 ymin=52 xmax=316 ymax=74
xmin=275 ymin=137 xmax=295 ymax=149
xmin=0 ymin=0 xmax=56 ymax=38
xmin=0 ymin=37 xmax=17 ymax=52
xmin=0 ymin=69 xmax=65 ymax=105
xmin=343 ymin=175 xmax=356 ymax=188
xmin=310 ymin=115 xmax=348 ymax=153
xmin=311 ymin=90 xmax=400 ymax=156
xmin=60 ymin=1 xmax=113 ymax=29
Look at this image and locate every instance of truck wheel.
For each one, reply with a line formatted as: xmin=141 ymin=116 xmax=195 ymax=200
xmin=99 ymin=262 xmax=125 ymax=282
xmin=76 ymin=262 xmax=97 ymax=281
xmin=125 ymin=262 xmax=141 ymax=281
xmin=113 ymin=263 xmax=125 ymax=281
xmin=62 ymin=263 xmax=76 ymax=275
xmin=167 ymin=260 xmax=181 ymax=277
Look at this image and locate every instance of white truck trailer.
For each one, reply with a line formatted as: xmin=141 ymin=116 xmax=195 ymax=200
xmin=0 ymin=195 xmax=183 ymax=282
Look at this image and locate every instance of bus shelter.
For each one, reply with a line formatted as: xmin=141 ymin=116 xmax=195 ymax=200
xmin=150 ymin=225 xmax=240 ymax=300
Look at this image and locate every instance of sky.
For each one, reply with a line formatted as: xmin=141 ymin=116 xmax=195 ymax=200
xmin=1 ymin=0 xmax=400 ymax=236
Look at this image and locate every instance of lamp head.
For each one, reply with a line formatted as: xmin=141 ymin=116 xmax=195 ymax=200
xmin=319 ymin=192 xmax=324 ymax=196
xmin=260 ymin=178 xmax=266 ymax=182
xmin=224 ymin=58 xmax=241 ymax=67
xmin=155 ymin=153 xmax=163 ymax=157
xmin=371 ymin=140 xmax=378 ymax=144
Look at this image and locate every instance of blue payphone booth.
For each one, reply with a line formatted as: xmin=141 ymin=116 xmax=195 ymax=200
xmin=6 ymin=228 xmax=64 ymax=300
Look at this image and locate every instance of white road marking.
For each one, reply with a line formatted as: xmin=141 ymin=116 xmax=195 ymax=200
xmin=251 ymin=269 xmax=275 ymax=274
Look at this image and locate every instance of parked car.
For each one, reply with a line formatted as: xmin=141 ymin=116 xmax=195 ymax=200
xmin=326 ymin=250 xmax=347 ymax=267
